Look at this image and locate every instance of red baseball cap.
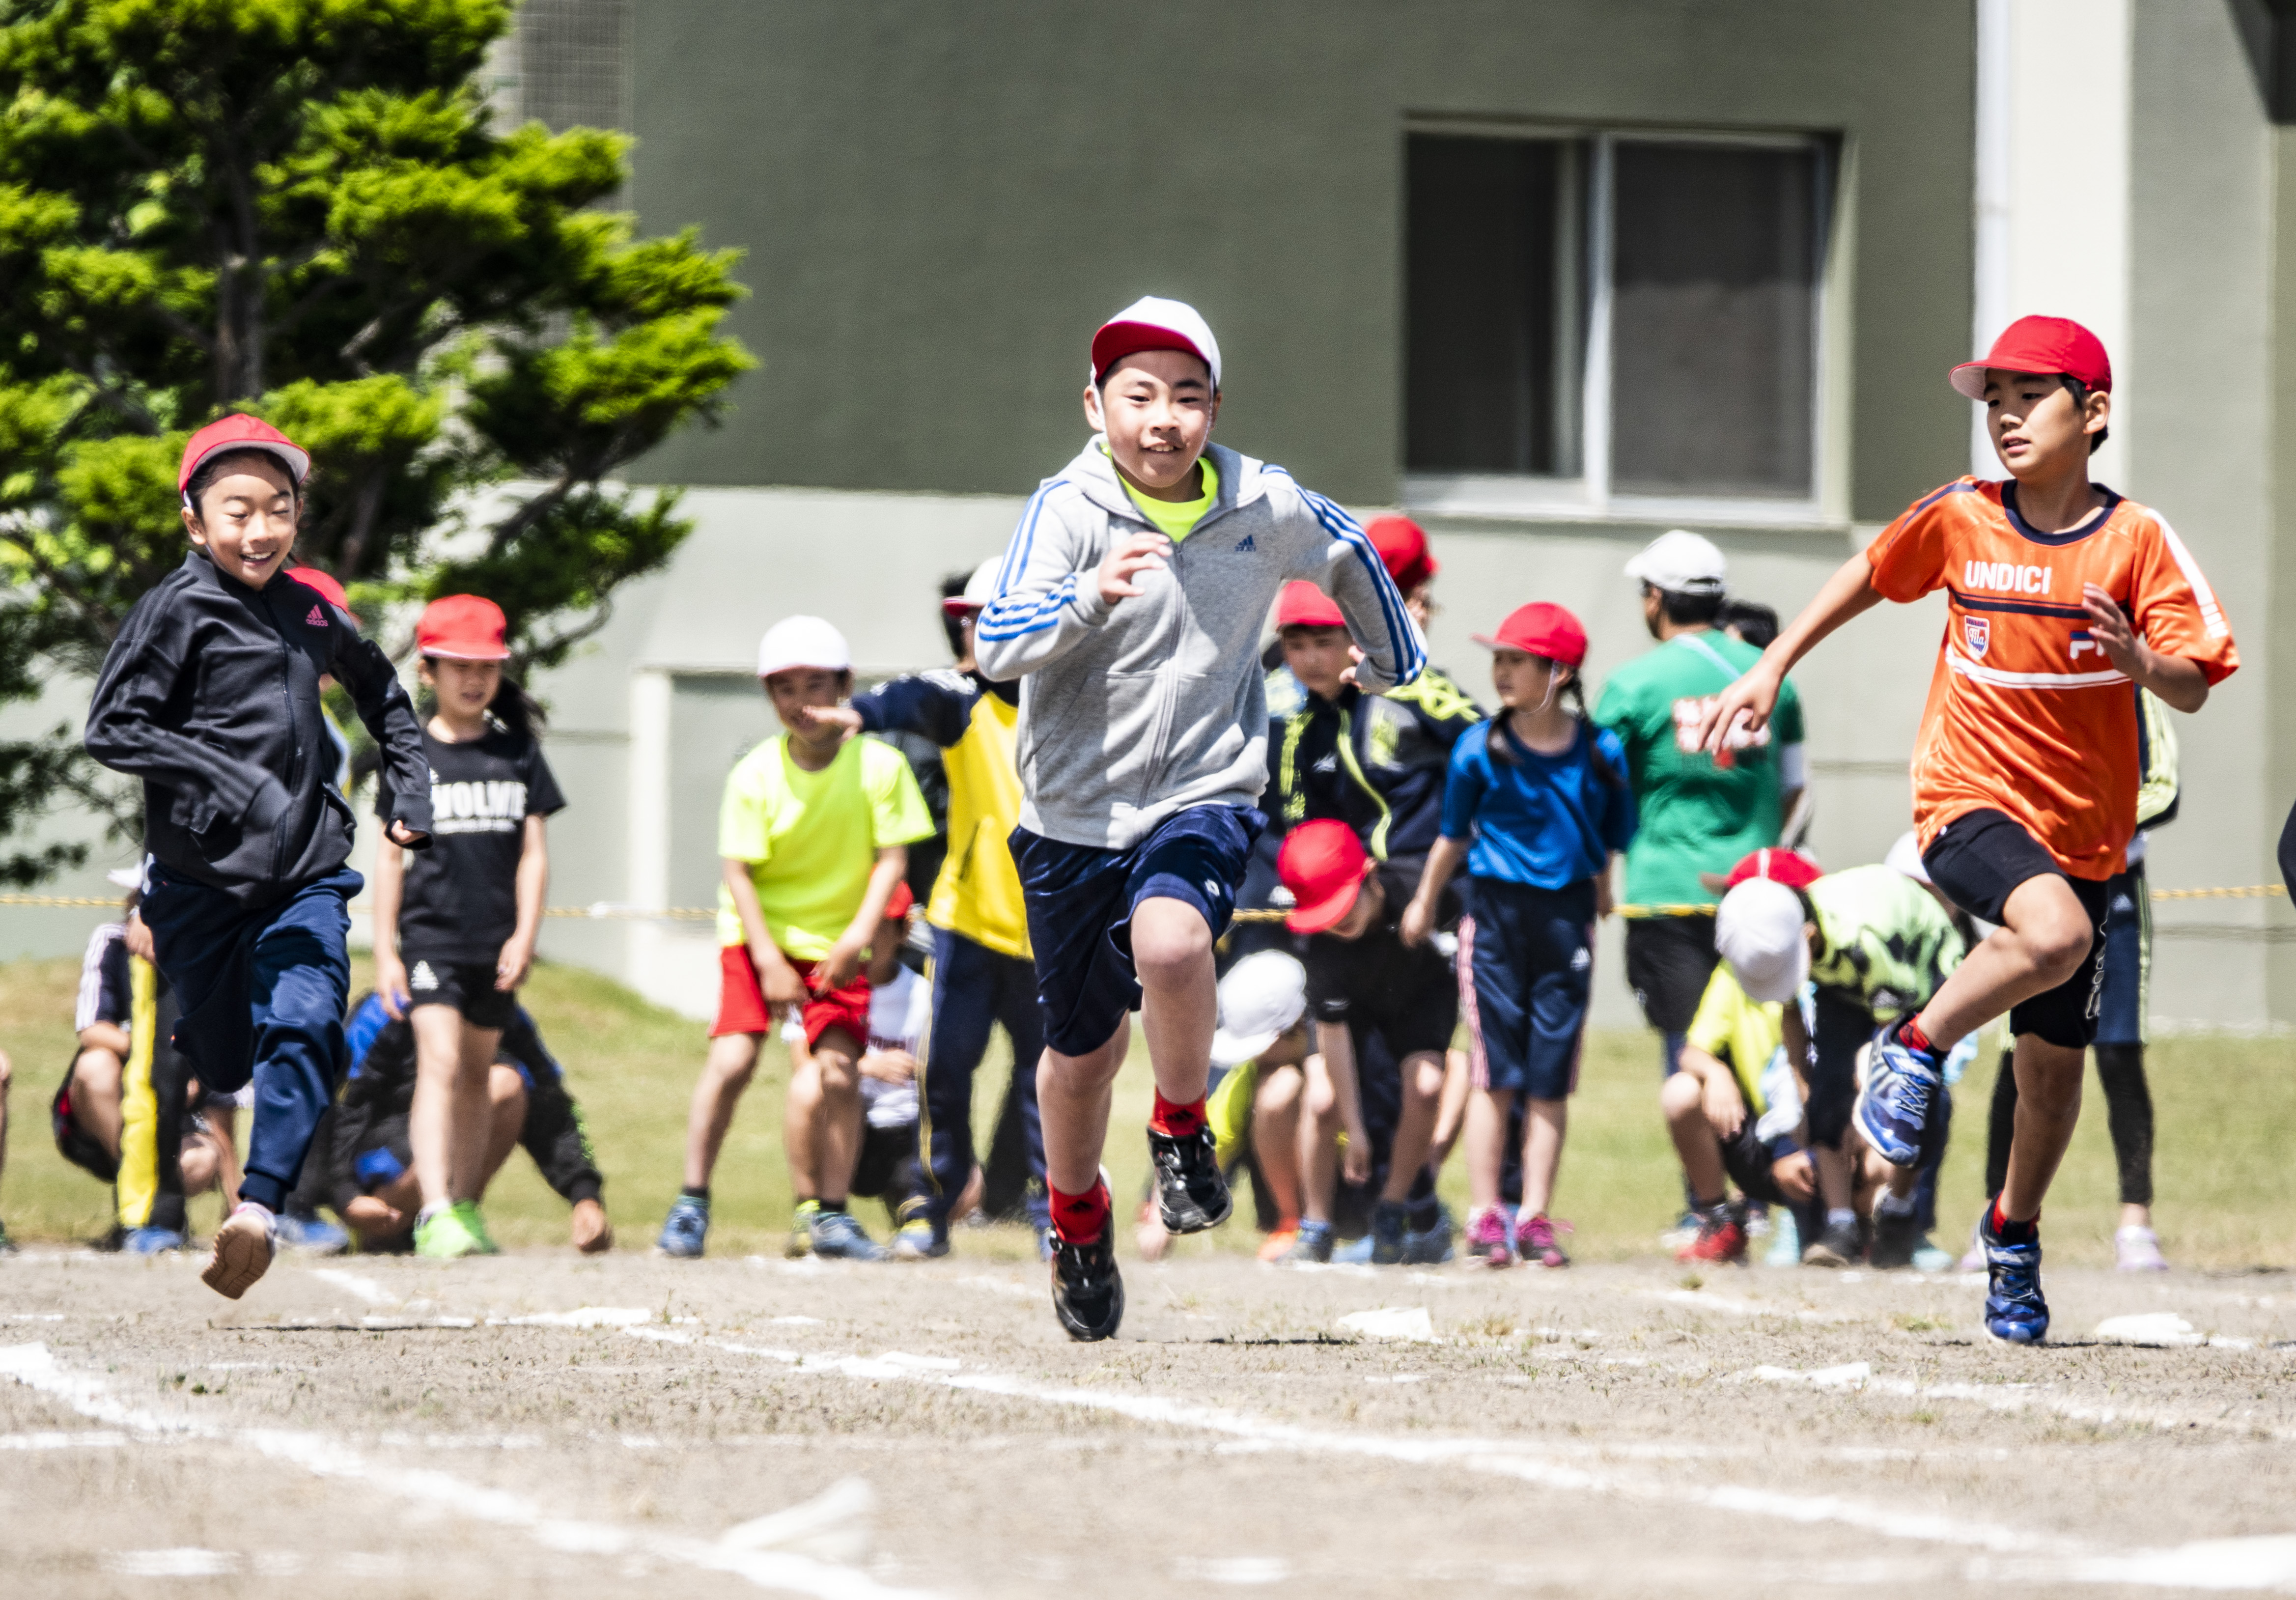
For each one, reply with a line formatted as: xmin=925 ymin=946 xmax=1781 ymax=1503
xmin=1950 ymin=315 xmax=2112 ymax=401
xmin=1472 ymin=602 xmax=1587 ymax=669
xmin=178 ymin=414 xmax=310 ymax=502
xmin=416 ymin=594 xmax=511 ymax=662
xmin=286 ymin=566 xmax=356 ymax=624
xmin=1699 ymin=846 xmax=1825 ymax=896
xmin=1274 ymin=580 xmax=1345 ymax=632
xmin=1365 ymin=516 xmax=1437 ymax=592
xmin=1277 ymin=819 xmax=1373 ymax=935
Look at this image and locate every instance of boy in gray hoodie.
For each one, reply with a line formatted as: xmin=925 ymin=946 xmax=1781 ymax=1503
xmin=976 ymin=296 xmax=1424 ymax=1339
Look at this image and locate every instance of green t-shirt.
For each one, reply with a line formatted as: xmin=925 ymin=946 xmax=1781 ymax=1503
xmin=1118 ymin=452 xmax=1220 ymax=541
xmin=1805 ymin=865 xmax=1964 ymax=1022
xmin=1592 ymin=630 xmax=1806 ymax=908
xmin=716 ymin=733 xmax=935 ymax=960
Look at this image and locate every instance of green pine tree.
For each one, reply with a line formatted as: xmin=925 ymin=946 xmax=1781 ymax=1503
xmin=0 ymin=0 xmax=752 ymax=875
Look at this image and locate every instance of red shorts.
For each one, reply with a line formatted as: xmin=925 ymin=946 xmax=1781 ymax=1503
xmin=711 ymin=944 xmax=870 ymax=1050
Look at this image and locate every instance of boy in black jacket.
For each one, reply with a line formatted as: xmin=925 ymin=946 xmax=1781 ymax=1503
xmin=84 ymin=415 xmax=432 ymax=1298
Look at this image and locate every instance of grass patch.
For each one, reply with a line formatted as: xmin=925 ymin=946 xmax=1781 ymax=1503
xmin=1 ymin=955 xmax=2292 ymax=1269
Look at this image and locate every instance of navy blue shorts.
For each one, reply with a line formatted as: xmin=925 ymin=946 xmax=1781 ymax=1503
xmin=1010 ymin=805 xmax=1264 ymax=1058
xmin=1457 ymin=876 xmax=1596 ymax=1101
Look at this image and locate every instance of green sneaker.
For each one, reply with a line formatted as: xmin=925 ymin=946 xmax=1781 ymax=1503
xmin=453 ymin=1200 xmax=501 ymax=1257
xmin=786 ymin=1200 xmax=818 ymax=1259
xmin=414 ymin=1204 xmax=485 ymax=1259
xmin=0 ymin=1218 xmax=15 ymax=1254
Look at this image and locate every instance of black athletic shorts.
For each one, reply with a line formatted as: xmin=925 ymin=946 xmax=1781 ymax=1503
xmin=1921 ymin=808 xmax=2108 ymax=1050
xmin=1624 ymin=913 xmax=1719 ymax=1034
xmin=1719 ymin=1119 xmax=1790 ymax=1207
xmin=403 ymin=958 xmax=519 ymax=1030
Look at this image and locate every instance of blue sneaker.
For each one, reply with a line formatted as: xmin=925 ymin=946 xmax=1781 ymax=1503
xmin=1402 ymin=1203 xmax=1455 ymax=1265
xmin=656 ymin=1196 xmax=709 ymax=1259
xmin=1853 ymin=1025 xmax=1940 ymax=1169
xmin=1979 ymin=1207 xmax=2049 ymax=1344
xmin=124 ymin=1226 xmax=186 ymax=1255
xmin=274 ymin=1210 xmax=349 ymax=1256
xmin=808 ymin=1207 xmax=890 ymax=1261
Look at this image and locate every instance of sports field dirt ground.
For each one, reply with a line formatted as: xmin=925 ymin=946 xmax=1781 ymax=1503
xmin=10 ymin=1249 xmax=2296 ymax=1597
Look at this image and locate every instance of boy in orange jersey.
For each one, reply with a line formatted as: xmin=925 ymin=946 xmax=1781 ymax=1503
xmin=1699 ymin=317 xmax=2236 ymax=1343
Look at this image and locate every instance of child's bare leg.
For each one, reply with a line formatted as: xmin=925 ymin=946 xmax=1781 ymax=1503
xmin=409 ymin=1006 xmax=492 ymax=1208
xmin=1382 ymin=1049 xmax=1444 ymax=1204
xmin=1815 ymin=1143 xmax=1855 ymax=1212
xmin=1251 ymin=1067 xmax=1304 ymax=1220
xmin=1039 ymin=1023 xmax=1126 ymax=1196
xmin=1519 ymin=1097 xmax=1568 ymax=1216
xmin=449 ymin=1023 xmax=502 ymax=1202
xmin=1999 ymin=1035 xmax=2085 ymax=1223
xmin=1130 ymin=898 xmax=1216 ymax=1105
xmin=1465 ymin=1090 xmax=1511 ymax=1211
xmin=811 ymin=1029 xmax=864 ymax=1206
xmin=478 ymin=1064 xmax=527 ymax=1196
xmin=1427 ymin=1048 xmax=1471 ymax=1170
xmin=683 ymin=1032 xmax=760 ymax=1191
xmin=1912 ymin=876 xmax=2093 ymax=1046
xmin=783 ymin=1048 xmax=822 ymax=1202
xmin=68 ymin=1047 xmax=125 ymax=1157
xmin=1660 ymin=1071 xmax=1727 ymax=1204
xmin=1298 ymin=1054 xmax=1342 ymax=1226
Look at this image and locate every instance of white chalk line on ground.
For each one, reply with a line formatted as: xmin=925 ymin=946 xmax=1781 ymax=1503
xmin=0 ymin=1343 xmax=943 ymax=1600
xmin=1727 ymin=1360 xmax=2296 ymax=1444
xmin=624 ymin=1325 xmax=2296 ymax=1591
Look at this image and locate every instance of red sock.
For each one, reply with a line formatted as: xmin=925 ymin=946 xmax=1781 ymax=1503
xmin=1896 ymin=1016 xmax=1934 ymax=1057
xmin=1049 ymin=1179 xmax=1111 ymax=1244
xmin=1988 ymin=1196 xmax=2039 ymax=1243
xmin=1150 ymin=1091 xmax=1206 ymax=1139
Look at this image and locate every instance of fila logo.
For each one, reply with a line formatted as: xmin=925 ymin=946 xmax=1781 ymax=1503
xmin=305 ymin=605 xmax=328 ymax=626
xmin=2070 ymin=630 xmax=2104 ymax=663
xmin=1963 ymin=560 xmax=2052 ymax=596
xmin=1233 ymin=533 xmax=1257 ymax=552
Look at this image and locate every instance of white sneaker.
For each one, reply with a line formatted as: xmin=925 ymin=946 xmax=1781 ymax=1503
xmin=201 ymin=1203 xmax=276 ymax=1300
xmin=2116 ymin=1225 xmax=2169 ymax=1272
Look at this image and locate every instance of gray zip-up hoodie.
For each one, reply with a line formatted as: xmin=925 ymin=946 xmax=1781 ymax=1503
xmin=975 ymin=438 xmax=1425 ymax=849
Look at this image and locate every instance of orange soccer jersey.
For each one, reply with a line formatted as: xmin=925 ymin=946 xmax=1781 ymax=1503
xmin=1866 ymin=477 xmax=2238 ymax=880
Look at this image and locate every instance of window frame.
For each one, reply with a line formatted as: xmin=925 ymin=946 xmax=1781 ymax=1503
xmin=1400 ymin=121 xmax=1842 ymax=529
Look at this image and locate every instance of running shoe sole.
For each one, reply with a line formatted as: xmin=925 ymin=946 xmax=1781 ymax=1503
xmin=201 ymin=1211 xmax=273 ymax=1300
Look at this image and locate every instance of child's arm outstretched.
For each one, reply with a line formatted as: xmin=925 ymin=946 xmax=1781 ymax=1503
xmin=1694 ymin=550 xmax=1886 ymax=755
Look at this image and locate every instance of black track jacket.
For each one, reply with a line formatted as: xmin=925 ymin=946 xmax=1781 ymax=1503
xmin=85 ymin=551 xmax=432 ymax=905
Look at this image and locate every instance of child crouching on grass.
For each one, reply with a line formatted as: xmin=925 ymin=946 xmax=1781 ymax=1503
xmin=1401 ymin=603 xmax=1635 ymax=1269
xmin=84 ymin=415 xmax=433 ymax=1299
xmin=656 ymin=616 xmax=933 ymax=1262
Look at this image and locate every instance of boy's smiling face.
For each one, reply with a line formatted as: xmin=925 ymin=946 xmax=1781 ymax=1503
xmin=183 ymin=454 xmax=298 ymax=589
xmin=1084 ymin=349 xmax=1219 ymax=500
xmin=1984 ymin=368 xmax=2107 ymax=476
xmin=764 ymin=666 xmax=849 ymax=743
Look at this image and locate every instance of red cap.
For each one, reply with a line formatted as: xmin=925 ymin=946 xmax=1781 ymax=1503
xmin=416 ymin=595 xmax=511 ymax=662
xmin=883 ymin=881 xmax=916 ymax=923
xmin=1722 ymin=847 xmax=1824 ymax=892
xmin=1472 ymin=602 xmax=1587 ymax=669
xmin=1277 ymin=819 xmax=1373 ymax=935
xmin=1365 ymin=516 xmax=1437 ymax=592
xmin=177 ymin=414 xmax=310 ymax=501
xmin=286 ymin=567 xmax=356 ymax=624
xmin=1950 ymin=315 xmax=2112 ymax=401
xmin=1274 ymin=580 xmax=1346 ymax=632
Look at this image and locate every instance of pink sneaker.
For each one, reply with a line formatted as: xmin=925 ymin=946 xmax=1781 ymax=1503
xmin=1515 ymin=1212 xmax=1571 ymax=1268
xmin=1466 ymin=1206 xmax=1512 ymax=1268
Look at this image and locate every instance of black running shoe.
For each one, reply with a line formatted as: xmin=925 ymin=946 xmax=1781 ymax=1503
xmin=1869 ymin=1208 xmax=1922 ymax=1270
xmin=1801 ymin=1218 xmax=1863 ymax=1268
xmin=1049 ymin=1215 xmax=1125 ymax=1342
xmin=1148 ymin=1123 xmax=1232 ymax=1234
xmin=1370 ymin=1200 xmax=1409 ymax=1265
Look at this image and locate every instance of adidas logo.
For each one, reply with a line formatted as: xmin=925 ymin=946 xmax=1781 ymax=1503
xmin=410 ymin=960 xmax=439 ymax=990
xmin=305 ymin=604 xmax=327 ymax=626
xmin=1233 ymin=533 xmax=1257 ymax=552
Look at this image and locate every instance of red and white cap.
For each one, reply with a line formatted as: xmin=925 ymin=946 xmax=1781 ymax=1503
xmin=1950 ymin=315 xmax=2112 ymax=400
xmin=756 ymin=615 xmax=852 ymax=679
xmin=416 ymin=595 xmax=511 ymax=662
xmin=1473 ymin=601 xmax=1588 ymax=669
xmin=942 ymin=557 xmax=1002 ymax=618
xmin=1365 ymin=516 xmax=1437 ymax=592
xmin=178 ymin=414 xmax=310 ymax=504
xmin=1273 ymin=580 xmax=1345 ymax=632
xmin=1701 ymin=846 xmax=1825 ymax=896
xmin=1091 ymin=296 xmax=1221 ymax=391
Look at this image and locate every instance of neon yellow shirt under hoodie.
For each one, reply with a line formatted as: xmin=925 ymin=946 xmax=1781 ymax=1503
xmin=1114 ymin=450 xmax=1219 ymax=541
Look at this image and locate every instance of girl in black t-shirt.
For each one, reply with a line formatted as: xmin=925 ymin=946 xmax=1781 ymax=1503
xmin=372 ymin=596 xmax=566 ymax=1260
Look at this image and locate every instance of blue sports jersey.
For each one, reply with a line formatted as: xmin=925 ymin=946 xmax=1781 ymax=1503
xmin=1438 ymin=718 xmax=1637 ymax=890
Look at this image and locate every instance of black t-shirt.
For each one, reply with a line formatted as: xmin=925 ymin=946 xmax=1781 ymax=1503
xmin=378 ymin=727 xmax=566 ymax=963
xmin=1302 ymin=864 xmax=1459 ymax=1058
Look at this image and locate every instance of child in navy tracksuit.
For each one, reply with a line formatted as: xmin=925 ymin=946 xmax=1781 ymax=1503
xmin=84 ymin=415 xmax=432 ymax=1299
xmin=1401 ymin=602 xmax=1635 ymax=1270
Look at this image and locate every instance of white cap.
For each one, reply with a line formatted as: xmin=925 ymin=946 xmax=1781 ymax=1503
xmin=1714 ymin=878 xmax=1811 ymax=1004
xmin=943 ymin=557 xmax=1001 ymax=618
xmin=1209 ymin=951 xmax=1307 ymax=1068
xmin=756 ymin=615 xmax=852 ymax=679
xmin=1092 ymin=296 xmax=1222 ymax=392
xmin=106 ymin=866 xmax=141 ymax=890
xmin=1884 ymin=829 xmax=1932 ymax=885
xmin=1624 ymin=529 xmax=1728 ymax=596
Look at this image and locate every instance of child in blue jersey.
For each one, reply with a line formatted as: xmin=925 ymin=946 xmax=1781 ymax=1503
xmin=1401 ymin=603 xmax=1635 ymax=1268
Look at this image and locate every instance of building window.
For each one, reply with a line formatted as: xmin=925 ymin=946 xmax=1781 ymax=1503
xmin=1404 ymin=129 xmax=1831 ymax=520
